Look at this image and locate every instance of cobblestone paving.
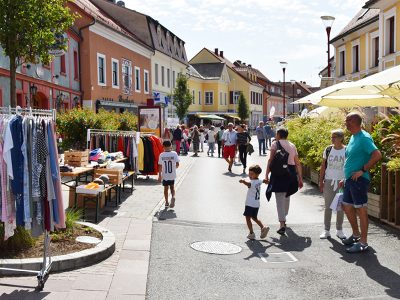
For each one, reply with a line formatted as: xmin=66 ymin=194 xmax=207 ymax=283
xmin=0 ymin=154 xmax=195 ymax=299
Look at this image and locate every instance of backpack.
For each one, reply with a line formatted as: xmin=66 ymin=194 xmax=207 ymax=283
xmin=270 ymin=141 xmax=289 ymax=176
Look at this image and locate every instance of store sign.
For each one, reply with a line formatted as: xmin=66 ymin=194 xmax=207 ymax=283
xmin=48 ymin=33 xmax=66 ymax=57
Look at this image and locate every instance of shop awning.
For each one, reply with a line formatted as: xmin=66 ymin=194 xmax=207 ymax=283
xmin=224 ymin=114 xmax=240 ymax=120
xmin=196 ymin=114 xmax=225 ymax=120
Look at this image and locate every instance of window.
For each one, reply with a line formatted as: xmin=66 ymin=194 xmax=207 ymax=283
xmin=192 ymin=90 xmax=195 ymax=104
xmin=161 ymin=66 xmax=165 ymax=86
xmin=198 ymin=91 xmax=201 ymax=105
xmin=112 ymin=58 xmax=119 ymax=88
xmin=135 ymin=67 xmax=141 ymax=92
xmin=155 ymin=63 xmax=159 ymax=85
xmin=122 ymin=59 xmax=132 ymax=94
xmin=144 ymin=70 xmax=149 ymax=94
xmin=352 ymin=45 xmax=359 ymax=73
xmin=60 ymin=54 xmax=66 ymax=74
xmin=372 ymin=37 xmax=379 ymax=67
xmin=220 ymin=92 xmax=222 ymax=105
xmin=73 ymin=51 xmax=79 ymax=80
xmin=339 ymin=50 xmax=345 ymax=76
xmin=173 ymin=71 xmax=176 ymax=88
xmin=388 ymin=17 xmax=395 ymax=54
xmin=97 ymin=53 xmax=106 ymax=85
xmin=230 ymin=91 xmax=239 ymax=104
xmin=167 ymin=68 xmax=170 ymax=88
xmin=224 ymin=93 xmax=227 ymax=105
xmin=205 ymin=92 xmax=213 ymax=105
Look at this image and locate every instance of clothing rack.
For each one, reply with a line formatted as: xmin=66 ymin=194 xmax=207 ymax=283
xmin=0 ymin=107 xmax=56 ymax=291
xmin=87 ymin=129 xmax=137 ymax=149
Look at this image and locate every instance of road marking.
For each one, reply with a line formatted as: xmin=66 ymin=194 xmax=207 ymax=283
xmin=258 ymin=252 xmax=298 ymax=263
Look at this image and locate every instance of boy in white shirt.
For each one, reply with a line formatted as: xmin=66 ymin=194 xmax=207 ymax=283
xmin=158 ymin=140 xmax=180 ymax=209
xmin=239 ymin=165 xmax=270 ymax=240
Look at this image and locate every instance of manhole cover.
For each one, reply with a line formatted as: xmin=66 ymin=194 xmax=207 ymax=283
xmin=76 ymin=236 xmax=101 ymax=244
xmin=190 ymin=241 xmax=242 ymax=255
xmin=258 ymin=252 xmax=298 ymax=263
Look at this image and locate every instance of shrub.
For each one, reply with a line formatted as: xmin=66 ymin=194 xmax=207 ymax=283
xmin=56 ymin=108 xmax=138 ymax=151
xmin=286 ymin=114 xmax=349 ymax=171
xmin=0 ymin=224 xmax=35 ymax=253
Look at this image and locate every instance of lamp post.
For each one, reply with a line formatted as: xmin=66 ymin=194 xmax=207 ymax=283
xmin=280 ymin=61 xmax=287 ymax=118
xmin=290 ymin=79 xmax=295 ymax=114
xmin=29 ymin=84 xmax=37 ymax=108
xmin=321 ymin=16 xmax=335 ymax=77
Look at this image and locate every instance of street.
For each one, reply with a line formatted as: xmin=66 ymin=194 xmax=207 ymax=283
xmin=147 ymin=142 xmax=400 ymax=300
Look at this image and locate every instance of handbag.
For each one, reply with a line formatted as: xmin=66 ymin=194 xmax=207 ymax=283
xmin=330 ymin=189 xmax=343 ymax=212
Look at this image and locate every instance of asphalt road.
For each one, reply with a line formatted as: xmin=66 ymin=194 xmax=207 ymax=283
xmin=146 ymin=141 xmax=400 ymax=300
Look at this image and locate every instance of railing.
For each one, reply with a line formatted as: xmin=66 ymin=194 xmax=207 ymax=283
xmin=380 ymin=164 xmax=400 ymax=226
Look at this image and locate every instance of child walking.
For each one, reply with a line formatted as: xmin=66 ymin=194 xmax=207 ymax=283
xmin=158 ymin=140 xmax=180 ymax=209
xmin=239 ymin=165 xmax=270 ymax=240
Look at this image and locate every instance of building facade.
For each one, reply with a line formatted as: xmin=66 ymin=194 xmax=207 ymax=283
xmin=72 ymin=0 xmax=153 ymax=113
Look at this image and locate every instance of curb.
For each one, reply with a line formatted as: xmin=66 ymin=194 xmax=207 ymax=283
xmin=0 ymin=221 xmax=115 ymax=276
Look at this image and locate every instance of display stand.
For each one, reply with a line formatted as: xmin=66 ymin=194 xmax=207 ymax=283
xmin=0 ymin=106 xmax=56 ymax=291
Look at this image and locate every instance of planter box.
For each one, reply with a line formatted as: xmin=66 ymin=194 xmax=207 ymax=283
xmin=310 ymin=169 xmax=320 ymax=185
xmin=368 ymin=192 xmax=380 ymax=219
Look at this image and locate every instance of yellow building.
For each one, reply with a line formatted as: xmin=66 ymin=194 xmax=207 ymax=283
xmin=332 ymin=0 xmax=400 ymax=82
xmin=188 ymin=48 xmax=264 ymax=127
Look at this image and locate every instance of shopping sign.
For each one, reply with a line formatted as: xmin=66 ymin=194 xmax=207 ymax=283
xmin=48 ymin=33 xmax=66 ymax=57
xmin=153 ymin=92 xmax=161 ymax=104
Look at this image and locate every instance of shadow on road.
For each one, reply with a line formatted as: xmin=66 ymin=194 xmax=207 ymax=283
xmin=155 ymin=208 xmax=177 ymax=221
xmin=0 ymin=288 xmax=49 ymax=299
xmin=328 ymin=238 xmax=400 ymax=299
xmin=243 ymin=240 xmax=275 ymax=260
xmin=269 ymin=227 xmax=313 ymax=252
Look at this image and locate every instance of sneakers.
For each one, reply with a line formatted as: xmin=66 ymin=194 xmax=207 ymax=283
xmin=319 ymin=230 xmax=331 ymax=239
xmin=247 ymin=232 xmax=256 ymax=240
xmin=277 ymin=227 xmax=286 ymax=235
xmin=336 ymin=230 xmax=347 ymax=240
xmin=164 ymin=202 xmax=169 ymax=209
xmin=346 ymin=242 xmax=369 ymax=253
xmin=342 ymin=234 xmax=361 ymax=245
xmin=260 ymin=227 xmax=270 ymax=239
xmin=170 ymin=197 xmax=175 ymax=208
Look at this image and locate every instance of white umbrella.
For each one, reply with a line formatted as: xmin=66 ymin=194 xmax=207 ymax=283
xmin=319 ymin=65 xmax=400 ymax=107
xmin=292 ymin=81 xmax=354 ymax=105
xmin=306 ymin=106 xmax=342 ymax=118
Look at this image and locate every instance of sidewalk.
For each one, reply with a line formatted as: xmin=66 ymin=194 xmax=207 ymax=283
xmin=0 ymin=153 xmax=195 ymax=300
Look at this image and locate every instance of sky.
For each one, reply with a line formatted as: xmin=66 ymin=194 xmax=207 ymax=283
xmin=123 ymin=0 xmax=367 ymax=87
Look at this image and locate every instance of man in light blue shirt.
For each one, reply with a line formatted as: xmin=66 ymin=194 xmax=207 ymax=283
xmin=255 ymin=121 xmax=266 ymax=155
xmin=341 ymin=112 xmax=381 ymax=253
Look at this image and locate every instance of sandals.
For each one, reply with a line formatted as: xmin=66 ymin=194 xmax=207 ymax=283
xmin=277 ymin=227 xmax=286 ymax=235
xmin=346 ymin=242 xmax=369 ymax=253
xmin=342 ymin=234 xmax=360 ymax=245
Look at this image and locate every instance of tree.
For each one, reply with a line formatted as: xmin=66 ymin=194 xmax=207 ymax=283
xmin=237 ymin=92 xmax=249 ymax=123
xmin=0 ymin=0 xmax=75 ymax=107
xmin=172 ymin=73 xmax=193 ymax=123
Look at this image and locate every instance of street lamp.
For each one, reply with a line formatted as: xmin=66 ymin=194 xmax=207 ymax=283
xmin=280 ymin=61 xmax=288 ymax=118
xmin=290 ymin=79 xmax=295 ymax=114
xmin=321 ymin=16 xmax=335 ymax=78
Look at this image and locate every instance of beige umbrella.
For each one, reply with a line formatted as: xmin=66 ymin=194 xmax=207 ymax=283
xmin=318 ymin=65 xmax=400 ymax=107
xmin=292 ymin=81 xmax=353 ymax=105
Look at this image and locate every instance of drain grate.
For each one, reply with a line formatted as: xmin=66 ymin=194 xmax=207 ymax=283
xmin=258 ymin=252 xmax=298 ymax=263
xmin=190 ymin=241 xmax=242 ymax=255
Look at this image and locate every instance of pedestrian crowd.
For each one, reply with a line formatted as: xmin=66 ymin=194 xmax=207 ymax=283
xmin=157 ymin=112 xmax=381 ymax=253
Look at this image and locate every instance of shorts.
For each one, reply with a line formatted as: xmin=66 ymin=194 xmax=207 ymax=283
xmin=243 ymin=206 xmax=259 ymax=218
xmin=162 ymin=180 xmax=175 ymax=186
xmin=223 ymin=145 xmax=236 ymax=159
xmin=342 ymin=177 xmax=369 ymax=208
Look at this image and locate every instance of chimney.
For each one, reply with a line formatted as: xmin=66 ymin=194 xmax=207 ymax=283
xmin=214 ymin=48 xmax=219 ymax=55
xmin=117 ymin=1 xmax=125 ymax=6
xmin=219 ymin=50 xmax=224 ymax=58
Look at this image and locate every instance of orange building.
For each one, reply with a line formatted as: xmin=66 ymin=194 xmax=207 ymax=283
xmin=70 ymin=0 xmax=154 ymax=112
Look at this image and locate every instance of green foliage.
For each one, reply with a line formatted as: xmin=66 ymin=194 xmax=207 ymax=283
xmin=0 ymin=0 xmax=76 ymax=106
xmin=286 ymin=115 xmax=349 ymax=171
xmin=370 ymin=112 xmax=400 ymax=192
xmin=65 ymin=208 xmax=82 ymax=231
xmin=237 ymin=92 xmax=249 ymax=123
xmin=172 ymin=74 xmax=193 ymax=122
xmin=0 ymin=224 xmax=35 ymax=253
xmin=56 ymin=108 xmax=137 ymax=150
